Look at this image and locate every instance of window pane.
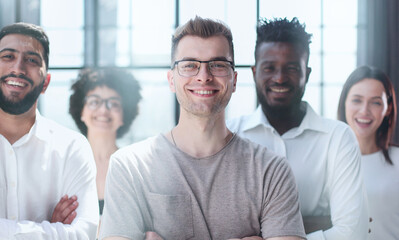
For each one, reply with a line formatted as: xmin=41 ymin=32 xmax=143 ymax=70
xmin=324 ymin=53 xmax=356 ymax=84
xmin=324 ymin=0 xmax=357 ymax=26
xmin=130 ymin=0 xmax=175 ymax=66
xmin=131 ymin=27 xmax=174 ymax=66
xmin=259 ymin=0 xmax=321 ymax=27
xmin=324 ymin=27 xmax=357 ymax=53
xmin=40 ymin=0 xmax=84 ymax=67
xmin=45 ymin=29 xmax=84 ymax=67
xmin=180 ymin=0 xmax=226 ymax=21
xmin=41 ymin=0 xmax=83 ymax=28
xmin=323 ymin=85 xmax=344 ymax=120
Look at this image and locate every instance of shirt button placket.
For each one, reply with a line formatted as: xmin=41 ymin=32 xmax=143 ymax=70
xmin=7 ymin=147 xmax=18 ymax=220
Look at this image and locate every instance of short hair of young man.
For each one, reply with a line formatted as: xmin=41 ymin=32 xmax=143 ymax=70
xmin=337 ymin=65 xmax=397 ymax=165
xmin=255 ymin=17 xmax=312 ymax=65
xmin=69 ymin=68 xmax=142 ymax=138
xmin=0 ymin=22 xmax=50 ymax=70
xmin=171 ymin=16 xmax=235 ymax=65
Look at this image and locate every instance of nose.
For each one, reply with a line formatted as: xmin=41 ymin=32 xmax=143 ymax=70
xmin=97 ymin=100 xmax=110 ymax=112
xmin=10 ymin=56 xmax=27 ymax=75
xmin=272 ymin=70 xmax=286 ymax=84
xmin=196 ymin=63 xmax=213 ymax=83
xmin=359 ymin=102 xmax=369 ymax=114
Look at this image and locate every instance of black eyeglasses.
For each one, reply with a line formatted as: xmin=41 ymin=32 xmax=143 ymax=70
xmin=172 ymin=60 xmax=235 ymax=77
xmin=84 ymin=95 xmax=122 ymax=112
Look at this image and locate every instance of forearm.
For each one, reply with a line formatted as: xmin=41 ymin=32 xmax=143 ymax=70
xmin=0 ymin=218 xmax=97 ymax=240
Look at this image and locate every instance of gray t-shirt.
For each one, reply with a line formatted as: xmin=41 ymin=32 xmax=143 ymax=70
xmin=99 ymin=134 xmax=305 ymax=240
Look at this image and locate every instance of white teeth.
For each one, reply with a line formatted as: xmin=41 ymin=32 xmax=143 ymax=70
xmin=95 ymin=116 xmax=111 ymax=122
xmin=270 ymin=87 xmax=289 ymax=93
xmin=356 ymin=118 xmax=371 ymax=124
xmin=6 ymin=80 xmax=26 ymax=87
xmin=194 ymin=90 xmax=214 ymax=95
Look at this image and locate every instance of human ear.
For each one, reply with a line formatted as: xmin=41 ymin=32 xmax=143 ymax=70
xmin=167 ymin=70 xmax=176 ymax=93
xmin=41 ymin=73 xmax=51 ymax=93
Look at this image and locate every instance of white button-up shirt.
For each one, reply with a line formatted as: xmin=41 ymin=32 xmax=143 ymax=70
xmin=361 ymin=146 xmax=399 ymax=240
xmin=227 ymin=103 xmax=369 ymax=240
xmin=0 ymin=111 xmax=99 ymax=239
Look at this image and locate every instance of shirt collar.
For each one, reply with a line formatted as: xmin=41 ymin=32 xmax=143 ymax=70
xmin=240 ymin=105 xmax=271 ymax=132
xmin=298 ymin=102 xmax=328 ymax=134
xmin=241 ymin=102 xmax=328 ymax=134
xmin=12 ymin=110 xmax=45 ymax=147
xmin=34 ymin=110 xmax=54 ymax=141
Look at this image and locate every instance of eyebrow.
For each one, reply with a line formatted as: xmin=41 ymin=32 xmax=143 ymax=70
xmin=0 ymin=48 xmax=17 ymax=54
xmin=179 ymin=56 xmax=232 ymax=61
xmin=352 ymin=94 xmax=383 ymax=100
xmin=86 ymin=94 xmax=121 ymax=100
xmin=260 ymin=60 xmax=300 ymax=64
xmin=0 ymin=48 xmax=43 ymax=61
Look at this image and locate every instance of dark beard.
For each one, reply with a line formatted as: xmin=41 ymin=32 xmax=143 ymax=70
xmin=0 ymin=79 xmax=45 ymax=115
xmin=255 ymin=85 xmax=304 ymax=118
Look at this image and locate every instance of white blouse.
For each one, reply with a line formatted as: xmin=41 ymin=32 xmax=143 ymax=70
xmin=362 ymin=146 xmax=399 ymax=240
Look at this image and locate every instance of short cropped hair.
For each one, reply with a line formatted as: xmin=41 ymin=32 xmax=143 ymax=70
xmin=337 ymin=66 xmax=397 ymax=165
xmin=0 ymin=22 xmax=50 ymax=70
xmin=69 ymin=68 xmax=142 ymax=138
xmin=171 ymin=16 xmax=234 ymax=65
xmin=255 ymin=17 xmax=312 ymax=64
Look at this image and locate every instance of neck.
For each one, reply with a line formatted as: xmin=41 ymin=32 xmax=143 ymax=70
xmin=87 ymin=131 xmax=118 ymax=162
xmin=169 ymin=110 xmax=233 ymax=158
xmin=356 ymin=135 xmax=380 ymax=155
xmin=262 ymin=101 xmax=306 ymax=135
xmin=0 ymin=105 xmax=37 ymax=145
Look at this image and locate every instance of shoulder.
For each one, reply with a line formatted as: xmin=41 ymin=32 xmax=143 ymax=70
xmin=389 ymin=145 xmax=399 ymax=164
xmin=36 ymin=117 xmax=96 ymax=172
xmin=313 ymin=115 xmax=357 ymax=142
xmin=38 ymin=116 xmax=88 ymax=143
xmin=389 ymin=145 xmax=399 ymax=154
xmin=37 ymin=116 xmax=93 ymax=156
xmin=111 ymin=134 xmax=163 ymax=165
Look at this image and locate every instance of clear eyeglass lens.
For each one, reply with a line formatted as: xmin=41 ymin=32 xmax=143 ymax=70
xmin=107 ymin=99 xmax=122 ymax=110
xmin=85 ymin=96 xmax=122 ymax=111
xmin=177 ymin=60 xmax=232 ymax=77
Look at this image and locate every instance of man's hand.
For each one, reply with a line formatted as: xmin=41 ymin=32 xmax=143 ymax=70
xmin=145 ymin=231 xmax=164 ymax=240
xmin=51 ymin=195 xmax=79 ymax=224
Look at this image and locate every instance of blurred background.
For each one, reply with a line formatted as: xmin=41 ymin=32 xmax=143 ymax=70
xmin=0 ymin=0 xmax=398 ymax=145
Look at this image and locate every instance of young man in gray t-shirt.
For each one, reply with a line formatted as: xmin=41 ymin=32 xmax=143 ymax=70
xmin=99 ymin=16 xmax=306 ymax=240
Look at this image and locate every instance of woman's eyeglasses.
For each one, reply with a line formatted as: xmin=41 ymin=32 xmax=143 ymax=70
xmin=84 ymin=95 xmax=122 ymax=112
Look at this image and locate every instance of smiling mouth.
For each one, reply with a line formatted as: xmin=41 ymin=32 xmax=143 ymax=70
xmin=269 ymin=87 xmax=290 ymax=93
xmin=356 ymin=118 xmax=372 ymax=124
xmin=190 ymin=90 xmax=218 ymax=96
xmin=5 ymin=80 xmax=28 ymax=88
xmin=94 ymin=116 xmax=112 ymax=122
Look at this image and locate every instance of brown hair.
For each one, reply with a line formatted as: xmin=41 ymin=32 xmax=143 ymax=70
xmin=337 ymin=66 xmax=397 ymax=164
xmin=171 ymin=16 xmax=234 ymax=66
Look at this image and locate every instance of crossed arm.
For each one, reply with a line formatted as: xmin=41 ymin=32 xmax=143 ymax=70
xmin=51 ymin=194 xmax=79 ymax=224
xmin=0 ymin=193 xmax=97 ymax=240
